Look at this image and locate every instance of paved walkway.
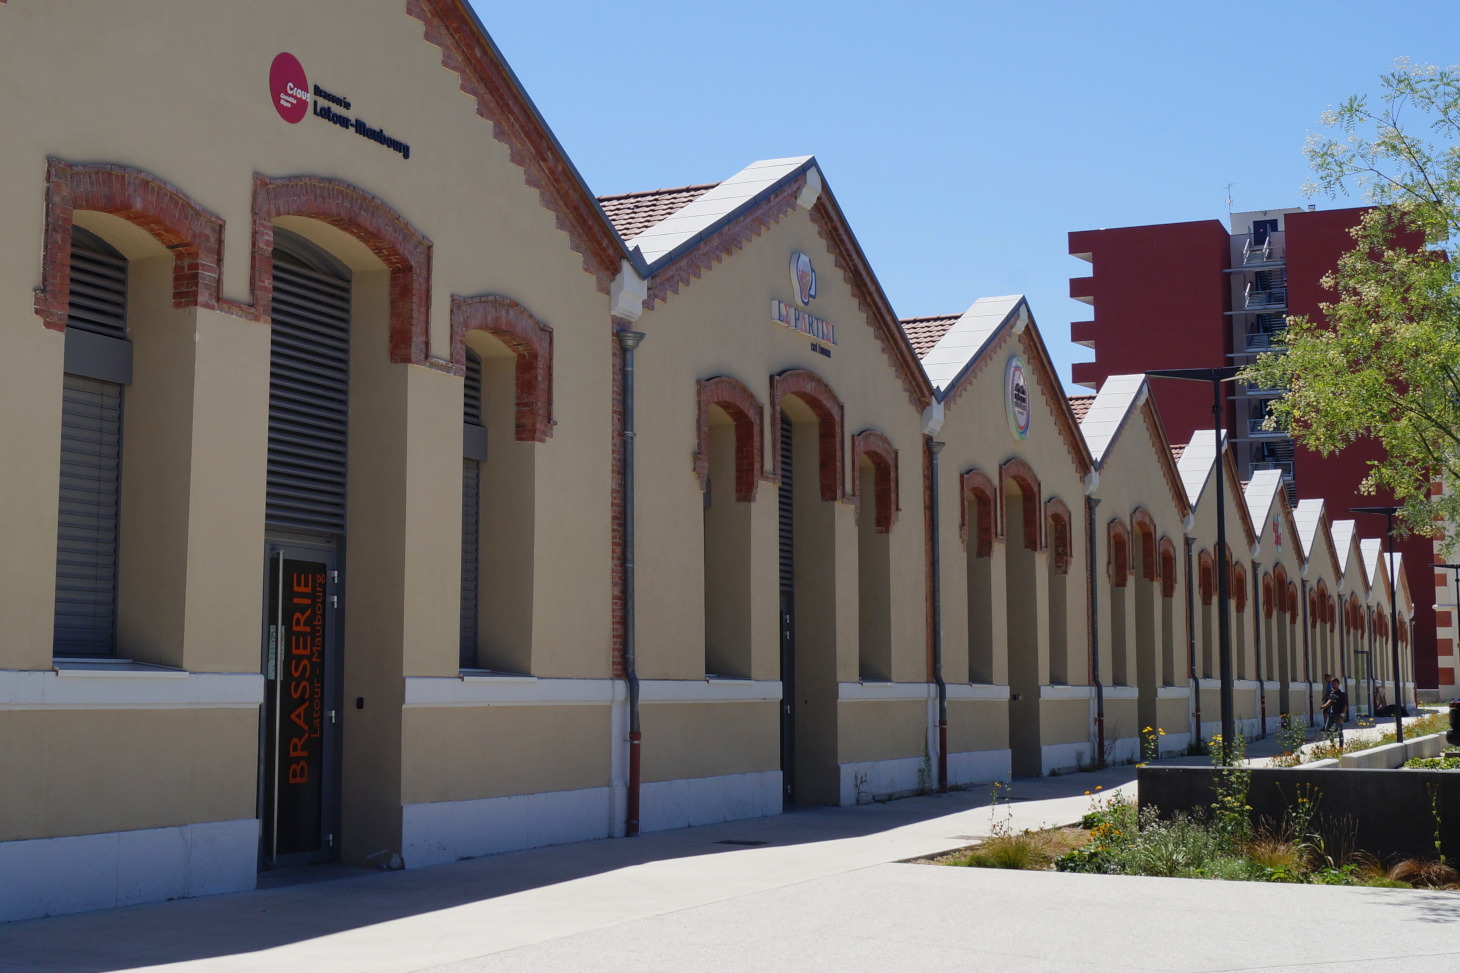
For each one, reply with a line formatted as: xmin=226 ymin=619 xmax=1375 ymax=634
xmin=1 ymin=715 xmax=1452 ymax=973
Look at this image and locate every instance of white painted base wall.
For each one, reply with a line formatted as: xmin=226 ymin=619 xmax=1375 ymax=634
xmin=946 ymin=749 xmax=1011 ymax=789
xmin=1160 ymin=732 xmax=1192 ymax=756
xmin=639 ymin=771 xmax=782 ymax=833
xmin=401 ymin=786 xmax=611 ymax=868
xmin=1041 ymin=740 xmax=1091 ymax=775
xmin=0 ymin=819 xmax=257 ymax=923
xmin=839 ymin=755 xmax=927 ymax=805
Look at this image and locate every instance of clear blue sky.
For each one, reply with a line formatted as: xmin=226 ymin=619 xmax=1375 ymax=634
xmin=471 ymin=1 xmax=1460 ymax=391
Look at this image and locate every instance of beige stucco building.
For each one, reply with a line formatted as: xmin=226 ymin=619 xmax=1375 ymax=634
xmin=0 ymin=0 xmax=1414 ymax=923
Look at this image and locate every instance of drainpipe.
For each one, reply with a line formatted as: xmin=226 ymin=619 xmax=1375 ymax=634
xmin=1253 ymin=559 xmax=1265 ymax=738
xmin=1085 ymin=485 xmax=1104 ymax=768
xmin=1367 ymin=606 xmax=1376 ymax=719
xmin=617 ymin=329 xmax=645 ymax=836
xmin=1301 ymin=579 xmax=1313 ymax=725
xmin=1185 ymin=534 xmax=1200 ymax=743
xmin=929 ymin=440 xmax=947 ymax=791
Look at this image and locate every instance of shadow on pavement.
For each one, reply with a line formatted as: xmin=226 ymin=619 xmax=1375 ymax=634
xmin=0 ymin=764 xmax=1143 ymax=973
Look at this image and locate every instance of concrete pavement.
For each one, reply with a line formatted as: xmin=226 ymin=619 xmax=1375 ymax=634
xmin=1 ymin=718 xmax=1453 ymax=973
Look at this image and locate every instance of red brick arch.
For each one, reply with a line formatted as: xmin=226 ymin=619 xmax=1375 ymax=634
xmin=1130 ymin=507 xmax=1158 ymax=582
xmin=1287 ymin=582 xmax=1299 ymax=616
xmin=1263 ymin=574 xmax=1275 ymax=619
xmin=1108 ymin=518 xmax=1131 ymax=588
xmin=1272 ymin=564 xmax=1290 ymax=614
xmin=771 ymin=369 xmax=845 ymax=502
xmin=253 ymin=174 xmax=435 ymax=369
xmin=1198 ymin=550 xmax=1214 ymax=605
xmin=451 ymin=295 xmax=554 ymax=442
xmin=1159 ymin=537 xmax=1178 ymax=598
xmin=1233 ymin=562 xmax=1248 ymax=614
xmin=1046 ymin=497 xmax=1074 ymax=575
xmin=999 ymin=457 xmax=1042 ymax=552
xmin=34 ymin=159 xmax=226 ymax=331
xmin=851 ymin=429 xmax=899 ymax=532
xmin=694 ymin=376 xmax=764 ymax=502
xmin=960 ymin=469 xmax=998 ymax=557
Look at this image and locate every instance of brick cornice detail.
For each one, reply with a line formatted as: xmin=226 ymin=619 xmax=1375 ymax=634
xmin=1046 ymin=496 xmax=1073 ymax=574
xmin=960 ymin=469 xmax=998 ymax=556
xmin=407 ymin=0 xmax=621 ymax=294
xmin=771 ymin=368 xmax=845 ymax=503
xmin=1233 ymin=563 xmax=1248 ymax=614
xmin=253 ymin=174 xmax=437 ymax=370
xmin=35 ymin=159 xmax=226 ymax=331
xmin=806 ymin=198 xmax=931 ymax=413
xmin=850 ymin=429 xmax=899 ymax=532
xmin=999 ymin=457 xmax=1043 ymax=552
xmin=695 ymin=375 xmax=764 ymax=502
xmin=1140 ymin=400 xmax=1192 ymax=520
xmin=643 ymin=181 xmax=801 ymax=312
xmin=451 ymin=294 xmax=554 ymax=442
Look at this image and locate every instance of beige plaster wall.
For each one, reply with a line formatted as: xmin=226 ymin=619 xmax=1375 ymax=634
xmin=0 ymin=708 xmax=257 ymax=841
xmin=400 ymin=705 xmax=610 ymax=804
xmin=640 ymin=701 xmax=779 ymax=783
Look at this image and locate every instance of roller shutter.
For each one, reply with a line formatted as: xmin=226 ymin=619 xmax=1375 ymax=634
xmin=266 ymin=235 xmax=351 ymax=536
xmin=460 ymin=351 xmax=483 ymax=668
xmin=53 ymin=228 xmax=128 ymax=656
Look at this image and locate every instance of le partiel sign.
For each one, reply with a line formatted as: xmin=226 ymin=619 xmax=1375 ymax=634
xmin=771 ymin=252 xmax=836 ymax=358
xmin=270 ymin=52 xmax=412 ymax=160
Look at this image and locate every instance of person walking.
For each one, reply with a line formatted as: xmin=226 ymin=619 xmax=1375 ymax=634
xmin=1320 ymin=675 xmax=1348 ymax=744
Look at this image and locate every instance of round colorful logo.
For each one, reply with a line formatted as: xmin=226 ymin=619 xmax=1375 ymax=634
xmin=1005 ymin=355 xmax=1031 ymax=441
xmin=789 ymin=252 xmax=817 ymax=306
xmin=270 ymin=52 xmax=310 ymax=124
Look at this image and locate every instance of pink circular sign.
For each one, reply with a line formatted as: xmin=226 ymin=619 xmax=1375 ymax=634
xmin=270 ymin=52 xmax=309 ymax=124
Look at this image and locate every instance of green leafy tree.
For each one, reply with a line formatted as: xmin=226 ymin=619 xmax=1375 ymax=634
xmin=1244 ymin=60 xmax=1460 ymax=544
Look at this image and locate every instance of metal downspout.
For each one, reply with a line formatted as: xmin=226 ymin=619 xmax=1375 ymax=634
xmin=1253 ymin=560 xmax=1265 ymax=737
xmin=1302 ymin=579 xmax=1313 ymax=725
xmin=1086 ymin=494 xmax=1104 ymax=767
xmin=929 ymin=441 xmax=947 ymax=791
xmin=618 ymin=330 xmax=645 ymax=836
xmin=1185 ymin=536 xmax=1199 ymax=743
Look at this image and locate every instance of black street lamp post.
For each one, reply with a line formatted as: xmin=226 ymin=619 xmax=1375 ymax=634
xmin=1146 ymin=366 xmax=1241 ymax=751
xmin=1352 ymin=505 xmax=1404 ymax=743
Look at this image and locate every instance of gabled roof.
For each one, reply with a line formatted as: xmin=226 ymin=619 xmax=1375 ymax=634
xmin=927 ymin=296 xmax=1093 ymax=476
xmin=1331 ymin=519 xmax=1368 ymax=591
xmin=901 ymin=314 xmax=961 ymax=358
xmin=921 ymin=296 xmax=1027 ymax=395
xmin=1361 ymin=539 xmax=1388 ymax=599
xmin=1078 ymin=374 xmax=1188 ymax=517
xmin=617 ymin=156 xmax=813 ymax=268
xmin=1293 ymin=498 xmax=1345 ymax=582
xmin=614 ymin=157 xmax=932 ymax=409
xmin=1080 ymin=374 xmax=1145 ymax=465
xmin=419 ymin=0 xmax=636 ymax=286
xmin=1175 ymin=429 xmax=1257 ymax=547
xmin=597 ymin=184 xmax=715 ymax=240
xmin=1244 ymin=470 xmax=1285 ymax=539
xmin=1171 ymin=443 xmax=1187 ymax=462
xmin=1068 ymin=395 xmax=1096 ymax=422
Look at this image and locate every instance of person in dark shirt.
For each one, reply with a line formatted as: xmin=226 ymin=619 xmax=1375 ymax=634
xmin=1320 ymin=675 xmax=1348 ymax=744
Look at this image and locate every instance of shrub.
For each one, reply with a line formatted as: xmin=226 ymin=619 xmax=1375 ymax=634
xmin=1389 ymin=859 xmax=1459 ymax=888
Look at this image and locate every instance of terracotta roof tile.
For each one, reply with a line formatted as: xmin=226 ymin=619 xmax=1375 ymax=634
xmin=1171 ymin=443 xmax=1187 ymax=462
xmin=899 ymin=314 xmax=961 ymax=358
xmin=597 ymin=183 xmax=718 ymax=242
xmin=1068 ymin=395 xmax=1096 ymax=422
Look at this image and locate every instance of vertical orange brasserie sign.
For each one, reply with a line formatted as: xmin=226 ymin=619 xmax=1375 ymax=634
xmin=270 ymin=557 xmax=327 ymax=856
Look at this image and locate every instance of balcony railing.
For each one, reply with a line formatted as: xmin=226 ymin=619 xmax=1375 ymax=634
xmin=1244 ymin=282 xmax=1288 ymax=309
xmin=1244 ymin=330 xmax=1285 ymax=352
xmin=1247 ymin=417 xmax=1287 ymax=436
xmin=1250 ymin=458 xmax=1295 ymax=478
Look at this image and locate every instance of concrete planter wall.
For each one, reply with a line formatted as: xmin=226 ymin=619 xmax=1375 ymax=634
xmin=1139 ymin=758 xmax=1458 ymax=864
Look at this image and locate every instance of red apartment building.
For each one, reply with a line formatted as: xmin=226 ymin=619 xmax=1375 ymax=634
xmin=1070 ymin=206 xmax=1447 ymax=694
